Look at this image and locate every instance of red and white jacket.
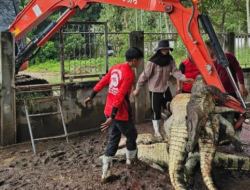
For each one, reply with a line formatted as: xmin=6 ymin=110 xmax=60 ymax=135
xmin=93 ymin=63 xmax=134 ymax=121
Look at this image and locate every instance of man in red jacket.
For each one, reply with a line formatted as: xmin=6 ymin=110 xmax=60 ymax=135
xmin=84 ymin=47 xmax=143 ymax=183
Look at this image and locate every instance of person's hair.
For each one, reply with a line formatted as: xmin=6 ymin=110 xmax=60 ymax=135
xmin=125 ymin=47 xmax=144 ymax=61
xmin=204 ymin=39 xmax=212 ymax=49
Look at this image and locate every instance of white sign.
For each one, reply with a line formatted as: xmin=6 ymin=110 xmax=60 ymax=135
xmin=33 ymin=5 xmax=42 ymax=17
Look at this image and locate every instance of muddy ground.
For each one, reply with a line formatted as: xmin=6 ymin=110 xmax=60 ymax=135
xmin=0 ymin=121 xmax=249 ymax=190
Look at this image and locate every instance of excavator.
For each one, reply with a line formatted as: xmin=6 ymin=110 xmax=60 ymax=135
xmin=5 ymin=0 xmax=250 ymax=126
xmin=0 ymin=0 xmax=50 ymax=86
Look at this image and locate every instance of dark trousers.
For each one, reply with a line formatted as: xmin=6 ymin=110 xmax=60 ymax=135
xmin=228 ymin=92 xmax=241 ymax=127
xmin=149 ymin=87 xmax=172 ymax=120
xmin=182 ymin=90 xmax=191 ymax=93
xmin=105 ymin=118 xmax=138 ymax=157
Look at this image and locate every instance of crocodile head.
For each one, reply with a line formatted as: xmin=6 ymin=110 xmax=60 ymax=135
xmin=190 ymin=75 xmax=205 ymax=93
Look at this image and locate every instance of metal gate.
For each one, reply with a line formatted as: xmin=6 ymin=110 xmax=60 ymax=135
xmin=59 ymin=21 xmax=108 ymax=82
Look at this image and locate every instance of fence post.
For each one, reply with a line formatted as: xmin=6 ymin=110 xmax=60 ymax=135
xmin=224 ymin=32 xmax=235 ymax=54
xmin=0 ymin=32 xmax=16 ymax=145
xmin=129 ymin=31 xmax=145 ymax=124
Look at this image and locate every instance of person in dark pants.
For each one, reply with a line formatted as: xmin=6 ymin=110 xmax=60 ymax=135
xmin=177 ymin=55 xmax=200 ymax=94
xmin=84 ymin=47 xmax=143 ymax=184
xmin=133 ymin=39 xmax=194 ymax=139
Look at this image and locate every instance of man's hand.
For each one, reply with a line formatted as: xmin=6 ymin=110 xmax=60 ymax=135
xmin=176 ymin=87 xmax=182 ymax=94
xmin=100 ymin=118 xmax=113 ymax=132
xmin=133 ymin=90 xmax=139 ymax=97
xmin=84 ymin=97 xmax=92 ymax=107
xmin=184 ymin=78 xmax=194 ymax=84
xmin=239 ymin=84 xmax=248 ymax=100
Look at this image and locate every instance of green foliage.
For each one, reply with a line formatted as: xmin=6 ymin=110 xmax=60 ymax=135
xmin=171 ymin=39 xmax=187 ymax=66
xmin=31 ymin=41 xmax=58 ymax=64
xmin=64 ymin=34 xmax=85 ymax=58
xmin=27 ymin=56 xmax=126 ymax=73
xmin=27 ymin=59 xmax=60 ymax=72
xmin=199 ymin=0 xmax=247 ymax=33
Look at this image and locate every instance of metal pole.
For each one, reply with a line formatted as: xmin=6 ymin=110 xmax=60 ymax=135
xmin=141 ymin=10 xmax=143 ymax=30
xmin=59 ymin=28 xmax=66 ymax=99
xmin=57 ymin=97 xmax=68 ymax=143
xmin=199 ymin=14 xmax=247 ymax=109
xmin=136 ymin=9 xmax=138 ymax=31
xmin=130 ymin=31 xmax=145 ymax=124
xmin=104 ymin=22 xmax=108 ymax=73
xmin=225 ymin=67 xmax=247 ymax=109
xmin=24 ymin=101 xmax=37 ymax=155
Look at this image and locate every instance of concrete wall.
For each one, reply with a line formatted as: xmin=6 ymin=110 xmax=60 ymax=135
xmin=16 ymin=81 xmax=106 ymax=142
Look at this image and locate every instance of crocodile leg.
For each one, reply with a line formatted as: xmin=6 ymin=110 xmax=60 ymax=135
xmin=169 ymin=125 xmax=188 ymax=190
xmin=217 ymin=114 xmax=243 ymax=152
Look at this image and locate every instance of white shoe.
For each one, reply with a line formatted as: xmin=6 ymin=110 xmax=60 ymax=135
xmin=101 ymin=156 xmax=113 ymax=183
xmin=126 ymin=149 xmax=137 ymax=165
xmin=152 ymin=120 xmax=163 ymax=138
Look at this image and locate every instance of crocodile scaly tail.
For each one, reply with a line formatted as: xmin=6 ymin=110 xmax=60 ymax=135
xmin=199 ymin=138 xmax=218 ymax=190
xmin=169 ymin=125 xmax=188 ymax=190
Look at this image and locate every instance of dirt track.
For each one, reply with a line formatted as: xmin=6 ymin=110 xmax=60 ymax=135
xmin=0 ymin=121 xmax=249 ymax=190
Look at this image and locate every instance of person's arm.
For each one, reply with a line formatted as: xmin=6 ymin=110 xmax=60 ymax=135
xmin=170 ymin=60 xmax=193 ymax=83
xmin=135 ymin=61 xmax=154 ymax=91
xmin=177 ymin=62 xmax=185 ymax=93
xmin=227 ymin=53 xmax=248 ymax=98
xmin=84 ymin=71 xmax=111 ymax=106
xmin=133 ymin=61 xmax=154 ymax=97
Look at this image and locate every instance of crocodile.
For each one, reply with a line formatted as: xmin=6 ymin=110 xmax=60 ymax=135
xmin=113 ymin=91 xmax=244 ymax=190
xmin=114 ymin=136 xmax=250 ymax=171
xmin=113 ymin=76 xmax=245 ymax=189
xmin=186 ymin=75 xmax=242 ymax=153
xmin=165 ymin=91 xmax=243 ymax=190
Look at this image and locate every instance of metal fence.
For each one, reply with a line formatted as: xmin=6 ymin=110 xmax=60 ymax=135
xmin=59 ymin=22 xmax=250 ymax=82
xmin=60 ymin=22 xmax=108 ymax=82
xmin=235 ymin=33 xmax=250 ymax=68
xmin=60 ymin=22 xmax=180 ymax=81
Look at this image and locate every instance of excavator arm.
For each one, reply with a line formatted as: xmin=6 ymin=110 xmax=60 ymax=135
xmin=8 ymin=0 xmax=249 ymax=124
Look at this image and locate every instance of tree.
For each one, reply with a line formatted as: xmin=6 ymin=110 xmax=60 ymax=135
xmin=247 ymin=0 xmax=250 ymax=33
xmin=199 ymin=0 xmax=247 ymax=33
